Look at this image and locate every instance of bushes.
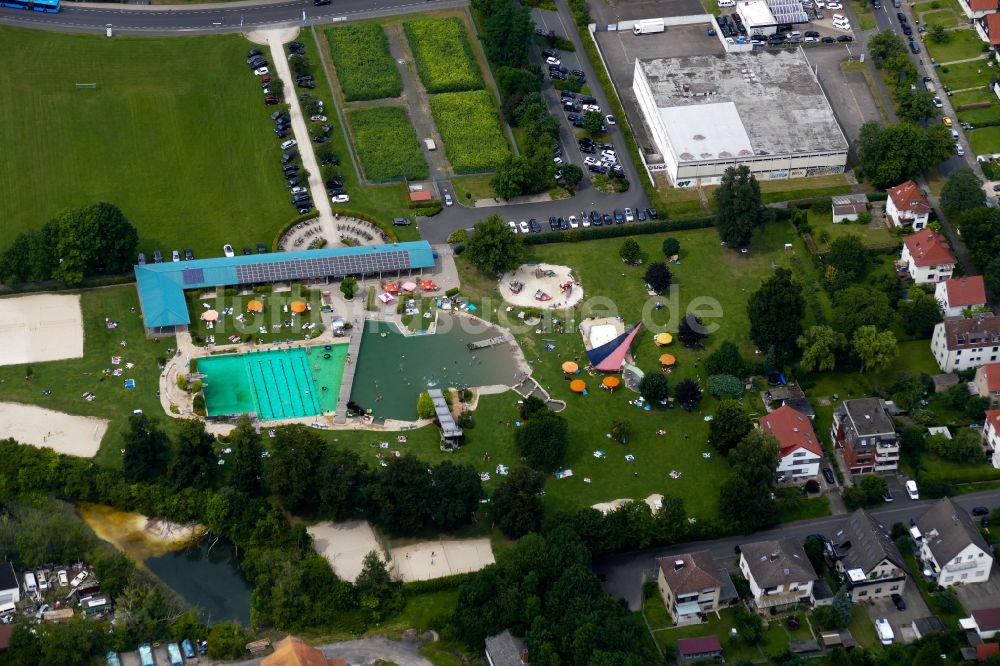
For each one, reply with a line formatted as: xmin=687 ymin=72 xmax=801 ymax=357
xmin=430 ymin=91 xmax=510 ymax=172
xmin=347 ymin=107 xmax=428 ymax=181
xmin=271 ymin=210 xmax=320 ymax=251
xmin=404 ymin=18 xmax=483 ymax=93
xmin=521 ymin=218 xmax=712 ymax=246
xmin=920 ymin=467 xmax=1000 ymax=484
xmin=326 ymin=24 xmax=402 ymax=101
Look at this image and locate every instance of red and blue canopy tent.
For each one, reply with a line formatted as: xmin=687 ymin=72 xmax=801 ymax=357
xmin=586 ymin=324 xmax=641 ymax=372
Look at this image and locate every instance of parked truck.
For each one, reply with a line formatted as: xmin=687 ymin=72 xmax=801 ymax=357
xmin=633 ymin=18 xmax=665 ymax=35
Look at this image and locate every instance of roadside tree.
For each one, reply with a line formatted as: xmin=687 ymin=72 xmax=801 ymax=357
xmin=941 ymin=167 xmax=985 ymax=216
xmin=466 ymin=214 xmax=525 ymax=274
xmin=583 ymin=111 xmax=605 ymax=136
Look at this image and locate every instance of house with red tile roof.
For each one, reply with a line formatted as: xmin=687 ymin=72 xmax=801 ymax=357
xmin=900 ymin=230 xmax=956 ymax=284
xmin=975 ymin=362 xmax=1000 ymax=405
xmin=977 ymin=11 xmax=1000 ymax=45
xmin=963 ymin=0 xmax=998 ymax=20
xmin=760 ymin=404 xmax=823 ymax=481
xmin=935 ymin=276 xmax=988 ymax=318
xmin=886 ymin=181 xmax=931 ymax=230
xmin=985 ymin=409 xmax=1000 ymax=467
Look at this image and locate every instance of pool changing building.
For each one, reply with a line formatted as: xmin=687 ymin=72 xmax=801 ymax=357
xmin=632 ymin=50 xmax=848 ymax=187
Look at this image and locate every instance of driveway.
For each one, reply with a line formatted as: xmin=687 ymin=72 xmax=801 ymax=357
xmin=863 ymin=584 xmax=930 ymax=644
xmin=953 ymin=566 xmax=1000 ymax=612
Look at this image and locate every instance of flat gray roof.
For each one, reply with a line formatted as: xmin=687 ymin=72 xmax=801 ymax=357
xmin=637 ymin=50 xmax=848 ymax=162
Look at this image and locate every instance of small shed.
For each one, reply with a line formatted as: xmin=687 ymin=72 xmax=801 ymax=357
xmin=911 ymin=616 xmax=946 ymax=640
xmin=932 ymin=373 xmax=960 ymax=393
xmin=832 ymin=194 xmax=869 ymax=223
xmin=677 ymin=636 xmax=723 ymax=662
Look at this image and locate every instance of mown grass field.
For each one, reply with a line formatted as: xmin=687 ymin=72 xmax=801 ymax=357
xmin=0 ymin=27 xmax=290 ymax=257
xmin=968 ymin=125 xmax=1000 ymax=154
xmin=939 ymin=59 xmax=996 ymax=91
xmin=326 ymin=24 xmax=402 ymax=101
xmin=925 ymin=29 xmax=988 ymax=64
xmin=430 ymin=91 xmax=510 ymax=172
xmin=347 ymin=106 xmax=428 ymax=181
xmin=404 ymin=17 xmax=483 ymax=93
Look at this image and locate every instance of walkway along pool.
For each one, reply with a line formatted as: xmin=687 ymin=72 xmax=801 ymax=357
xmin=198 ymin=345 xmax=348 ymax=420
xmin=350 ymin=315 xmax=521 ymax=421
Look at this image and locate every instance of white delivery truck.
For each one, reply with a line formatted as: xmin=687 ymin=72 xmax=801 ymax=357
xmin=23 ymin=572 xmax=37 ymax=596
xmin=633 ymin=18 xmax=665 ymax=35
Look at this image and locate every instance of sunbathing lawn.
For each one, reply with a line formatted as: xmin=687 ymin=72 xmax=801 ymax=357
xmin=806 ymin=211 xmax=898 ymax=251
xmin=967 ymin=125 xmax=1000 ymax=154
xmin=919 ymin=7 xmax=962 ymax=29
xmin=926 ymin=30 xmax=988 ymax=64
xmin=939 ymin=59 xmax=996 ymax=91
xmin=185 ymin=290 xmax=326 ymax=346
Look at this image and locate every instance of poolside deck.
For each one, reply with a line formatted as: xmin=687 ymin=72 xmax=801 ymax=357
xmin=334 ymin=317 xmax=364 ymax=424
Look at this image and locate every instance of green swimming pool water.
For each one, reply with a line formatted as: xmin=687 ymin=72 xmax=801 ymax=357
xmin=198 ymin=346 xmax=348 ymax=420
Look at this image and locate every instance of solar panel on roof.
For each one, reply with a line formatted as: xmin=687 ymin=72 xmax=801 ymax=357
xmin=233 ymin=251 xmax=412 ymax=284
xmin=182 ymin=268 xmax=205 ymax=285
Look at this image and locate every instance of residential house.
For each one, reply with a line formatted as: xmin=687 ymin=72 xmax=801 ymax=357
xmin=975 ymin=362 xmax=1000 ymax=405
xmin=485 ymin=631 xmax=528 ymax=666
xmin=677 ymin=637 xmax=724 ymax=663
xmin=977 ymin=11 xmax=1000 ymax=45
xmin=917 ymin=497 xmax=995 ymax=588
xmin=935 ymin=276 xmax=988 ymax=318
xmin=967 ymin=608 xmax=1000 ymax=640
xmin=828 ymin=510 xmax=907 ymax=601
xmin=759 ymin=404 xmax=823 ymax=481
xmin=900 ymin=230 xmax=956 ymax=284
xmin=931 ymin=315 xmax=1000 ymax=372
xmin=886 ymin=181 xmax=931 ymax=230
xmin=738 ymin=538 xmax=817 ymax=610
xmin=962 ymin=0 xmax=999 ymax=21
xmin=261 ymin=637 xmax=346 ymax=666
xmin=656 ymin=551 xmax=734 ymax=626
xmin=832 ymin=194 xmax=868 ymax=223
xmin=831 ymin=398 xmax=899 ymax=474
xmin=978 ymin=644 xmax=1000 ymax=662
xmin=0 ymin=562 xmax=18 ymax=606
xmin=986 ymin=410 xmax=1000 ymax=466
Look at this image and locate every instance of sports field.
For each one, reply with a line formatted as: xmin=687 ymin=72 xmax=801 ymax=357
xmin=0 ymin=28 xmax=290 ymax=257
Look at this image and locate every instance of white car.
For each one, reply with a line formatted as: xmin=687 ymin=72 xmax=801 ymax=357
xmin=508 ymin=220 xmax=518 ymax=233
xmin=788 ymin=31 xmax=802 ymax=38
xmin=518 ymin=220 xmax=530 ymax=234
xmin=956 ymin=144 xmax=965 ymax=156
xmin=906 ymin=480 xmax=919 ymax=500
xmin=57 ymin=570 xmax=68 ymax=587
xmin=584 ymin=156 xmax=600 ymax=166
xmin=546 ymin=56 xmax=561 ymax=66
xmin=223 ymin=244 xmax=235 ymax=258
xmin=444 ymin=194 xmax=453 ymax=206
xmin=875 ymin=618 xmax=894 ymax=646
xmin=804 ymin=36 xmax=818 ymax=42
xmin=290 ymin=186 xmax=307 ymax=195
xmin=554 ymin=156 xmax=564 ymax=166
xmin=833 ymin=20 xmax=851 ymax=30
xmin=624 ymin=208 xmax=634 ymax=222
xmin=310 ymin=114 xmax=327 ymax=122
xmin=171 ymin=250 xmax=180 ymax=262
xmin=832 ymin=13 xmax=846 ymax=21
xmin=581 ymin=215 xmax=591 ymax=227
xmin=332 ymin=194 xmax=351 ymax=203
xmin=280 ymin=139 xmax=297 ymax=150
xmin=606 ymin=114 xmax=616 ymax=125
xmin=583 ymin=104 xmax=601 ymax=113
xmin=568 ymin=215 xmax=579 ymax=229
xmin=70 ymin=571 xmax=88 ymax=588
xmin=826 ymin=2 xmax=842 ymax=7
xmin=934 ymin=96 xmax=943 ymax=108
xmin=254 ymin=67 xmax=269 ymax=76
xmin=601 ymin=149 xmax=617 ymax=160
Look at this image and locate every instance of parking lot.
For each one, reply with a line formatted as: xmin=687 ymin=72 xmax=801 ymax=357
xmin=863 ymin=583 xmax=931 ymax=644
xmin=587 ymin=0 xmax=705 ymax=28
xmin=593 ymin=25 xmax=722 ymax=166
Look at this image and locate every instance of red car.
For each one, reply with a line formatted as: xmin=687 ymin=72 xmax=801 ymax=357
xmin=264 ymin=96 xmax=279 ymax=105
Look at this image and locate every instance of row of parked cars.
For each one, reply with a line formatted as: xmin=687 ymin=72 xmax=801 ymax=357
xmin=543 ymin=48 xmax=586 ymax=85
xmin=136 ymin=243 xmax=267 ymax=265
xmin=508 ymin=207 xmax=658 ymax=234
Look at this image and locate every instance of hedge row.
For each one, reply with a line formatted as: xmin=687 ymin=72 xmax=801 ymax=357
xmin=401 ymin=571 xmax=478 ymax=594
xmin=521 ymin=217 xmax=713 ymax=245
xmin=920 ymin=467 xmax=1000 ymax=484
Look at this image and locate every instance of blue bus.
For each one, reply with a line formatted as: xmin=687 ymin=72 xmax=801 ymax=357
xmin=0 ymin=0 xmax=60 ymax=12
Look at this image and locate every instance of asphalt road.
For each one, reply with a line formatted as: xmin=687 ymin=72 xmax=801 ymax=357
xmin=595 ymin=488 xmax=1000 ymax=611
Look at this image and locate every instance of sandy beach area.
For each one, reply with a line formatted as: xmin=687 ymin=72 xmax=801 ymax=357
xmin=0 ymin=402 xmax=107 ymax=457
xmin=0 ymin=293 xmax=84 ymax=366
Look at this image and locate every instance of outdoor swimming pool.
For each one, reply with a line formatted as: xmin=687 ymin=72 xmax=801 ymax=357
xmin=198 ymin=346 xmax=348 ymax=420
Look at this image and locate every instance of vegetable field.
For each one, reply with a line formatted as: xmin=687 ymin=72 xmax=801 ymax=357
xmin=429 ymin=91 xmax=509 ymax=173
xmin=326 ymin=24 xmax=402 ymax=101
xmin=347 ymin=106 xmax=428 ymax=181
xmin=403 ymin=17 xmax=483 ymax=93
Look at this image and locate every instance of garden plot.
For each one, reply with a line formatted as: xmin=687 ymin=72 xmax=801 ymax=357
xmin=403 ymin=17 xmax=483 ymax=93
xmin=326 ymin=24 xmax=402 ymax=101
xmin=0 ymin=293 xmax=84 ymax=366
xmin=348 ymin=106 xmax=428 ymax=181
xmin=430 ymin=91 xmax=510 ymax=172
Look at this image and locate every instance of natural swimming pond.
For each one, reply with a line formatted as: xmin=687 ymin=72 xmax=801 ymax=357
xmin=198 ymin=345 xmax=348 ymax=420
xmin=350 ymin=315 xmax=520 ymax=421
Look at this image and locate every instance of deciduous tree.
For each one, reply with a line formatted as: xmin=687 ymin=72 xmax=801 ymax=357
xmin=898 ymin=287 xmax=942 ymax=338
xmin=432 ymin=460 xmax=482 ymax=530
xmin=643 ymin=261 xmax=672 ymax=294
xmin=490 ymin=467 xmax=545 ymax=537
xmin=122 ymin=413 xmax=170 ymax=483
xmin=826 ymin=235 xmax=870 ymax=289
xmin=714 ymin=165 xmax=764 ymax=247
xmin=834 ymin=286 xmax=896 ymax=334
xmin=466 ymin=214 xmax=525 ymax=274
xmin=52 ymin=203 xmax=138 ymax=285
xmin=748 ymin=268 xmax=805 ymax=363
xmin=677 ymin=313 xmax=708 ymax=348
xmin=857 ymin=121 xmax=954 ymax=188
xmin=266 ymin=425 xmax=325 ymax=512
xmin=619 ymin=237 xmax=641 ymax=265
xmin=705 ymin=340 xmax=747 ymax=377
xmin=365 ymin=455 xmax=435 ymax=535
xmin=168 ymin=420 xmax=217 ymax=490
xmin=852 ymin=325 xmax=898 ymax=372
xmin=941 ymin=167 xmax=985 ymax=216
xmin=228 ymin=416 xmax=264 ymax=495
xmin=638 ymin=371 xmax=670 ymax=404
xmin=709 ymin=399 xmax=753 ymax=455
xmin=674 ymin=378 xmax=703 ymax=410
xmin=662 ymin=237 xmax=680 ymax=257
xmin=797 ymin=325 xmax=843 ymax=373
xmin=515 ymin=410 xmax=568 ymax=471
xmin=354 ymin=551 xmax=404 ymax=622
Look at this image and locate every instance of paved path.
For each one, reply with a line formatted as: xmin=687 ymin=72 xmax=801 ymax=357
xmin=595 ymin=486 xmax=1000 ymax=611
xmin=263 ymin=29 xmax=337 ymax=242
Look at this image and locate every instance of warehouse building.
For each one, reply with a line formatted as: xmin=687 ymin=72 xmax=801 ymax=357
xmin=632 ymin=49 xmax=848 ymax=187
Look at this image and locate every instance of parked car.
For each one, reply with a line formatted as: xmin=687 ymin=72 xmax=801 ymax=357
xmin=257 ymin=243 xmax=268 ymax=254
xmin=264 ymin=97 xmax=280 ymax=105
xmin=972 ymin=506 xmax=990 ymax=516
xmin=280 ymin=139 xmax=297 ymax=150
xmin=883 ymin=488 xmax=894 ymax=502
xmin=223 ymin=244 xmax=235 ymax=258
xmin=875 ymin=618 xmax=894 ymax=645
xmin=332 ymin=194 xmax=350 ymax=203
xmin=444 ymin=194 xmax=453 ymax=206
xmin=823 ymin=468 xmax=835 ymax=484
xmin=183 ymin=249 xmax=194 ymax=261
xmin=529 ymin=219 xmax=542 ymax=233
xmin=891 ymin=593 xmax=906 ymax=611
xmin=905 ymin=480 xmax=919 ymax=500
xmin=624 ymin=207 xmax=634 ymax=222
xmin=254 ymin=67 xmax=269 ymax=76
xmin=171 ymin=250 xmax=180 ymax=262
xmin=508 ymin=220 xmax=518 ymax=233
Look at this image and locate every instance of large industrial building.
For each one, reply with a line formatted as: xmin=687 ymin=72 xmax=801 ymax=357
xmin=632 ymin=49 xmax=848 ymax=187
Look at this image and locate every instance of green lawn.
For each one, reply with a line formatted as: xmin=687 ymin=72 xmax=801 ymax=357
xmin=926 ymin=29 xmax=988 ymax=64
xmin=451 ymin=174 xmax=497 ymax=203
xmin=652 ymin=608 xmax=764 ymax=663
xmin=185 ymin=289 xmax=326 ymax=346
xmin=0 ymin=286 xmax=176 ymax=466
xmin=917 ymin=7 xmax=962 ymax=29
xmin=957 ymin=103 xmax=1000 ymax=126
xmin=939 ymin=59 xmax=996 ymax=91
xmin=951 ymin=87 xmax=994 ymax=106
xmin=346 ymin=106 xmax=429 ymax=181
xmin=846 ymin=605 xmax=879 ymax=648
xmin=757 ymin=174 xmax=853 ymax=204
xmin=967 ymin=125 xmax=1000 ymax=154
xmin=0 ymin=27 xmax=290 ymax=257
xmin=806 ymin=211 xmax=898 ymax=251
xmin=848 ymin=0 xmax=878 ymax=30
xmin=642 ymin=583 xmax=673 ymax=630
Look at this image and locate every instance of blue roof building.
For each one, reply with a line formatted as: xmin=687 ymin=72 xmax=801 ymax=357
xmin=135 ymin=242 xmax=435 ymax=334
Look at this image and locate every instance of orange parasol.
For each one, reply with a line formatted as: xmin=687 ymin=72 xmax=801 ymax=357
xmin=383 ymin=282 xmax=399 ymax=294
xmin=290 ymin=301 xmax=307 ymax=313
xmin=602 ymin=376 xmax=620 ymax=389
xmin=659 ymin=353 xmax=676 ymax=366
xmin=570 ymin=379 xmax=586 ymax=393
xmin=201 ymin=309 xmax=219 ymax=322
xmin=655 ymin=332 xmax=673 ymax=346
xmin=562 ymin=361 xmax=579 ymax=373
xmin=247 ymin=300 xmax=264 ymax=313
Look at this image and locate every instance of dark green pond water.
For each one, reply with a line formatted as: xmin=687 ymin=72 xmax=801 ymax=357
xmin=145 ymin=538 xmax=251 ymax=625
xmin=350 ymin=315 xmax=520 ymax=420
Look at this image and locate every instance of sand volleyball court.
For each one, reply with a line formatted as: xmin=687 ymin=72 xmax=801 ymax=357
xmin=0 ymin=402 xmax=108 ymax=457
xmin=308 ymin=520 xmax=387 ymax=583
xmin=389 ymin=538 xmax=495 ymax=582
xmin=0 ymin=294 xmax=84 ymax=366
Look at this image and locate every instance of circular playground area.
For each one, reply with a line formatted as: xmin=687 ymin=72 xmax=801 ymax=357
xmin=499 ymin=263 xmax=583 ymax=309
